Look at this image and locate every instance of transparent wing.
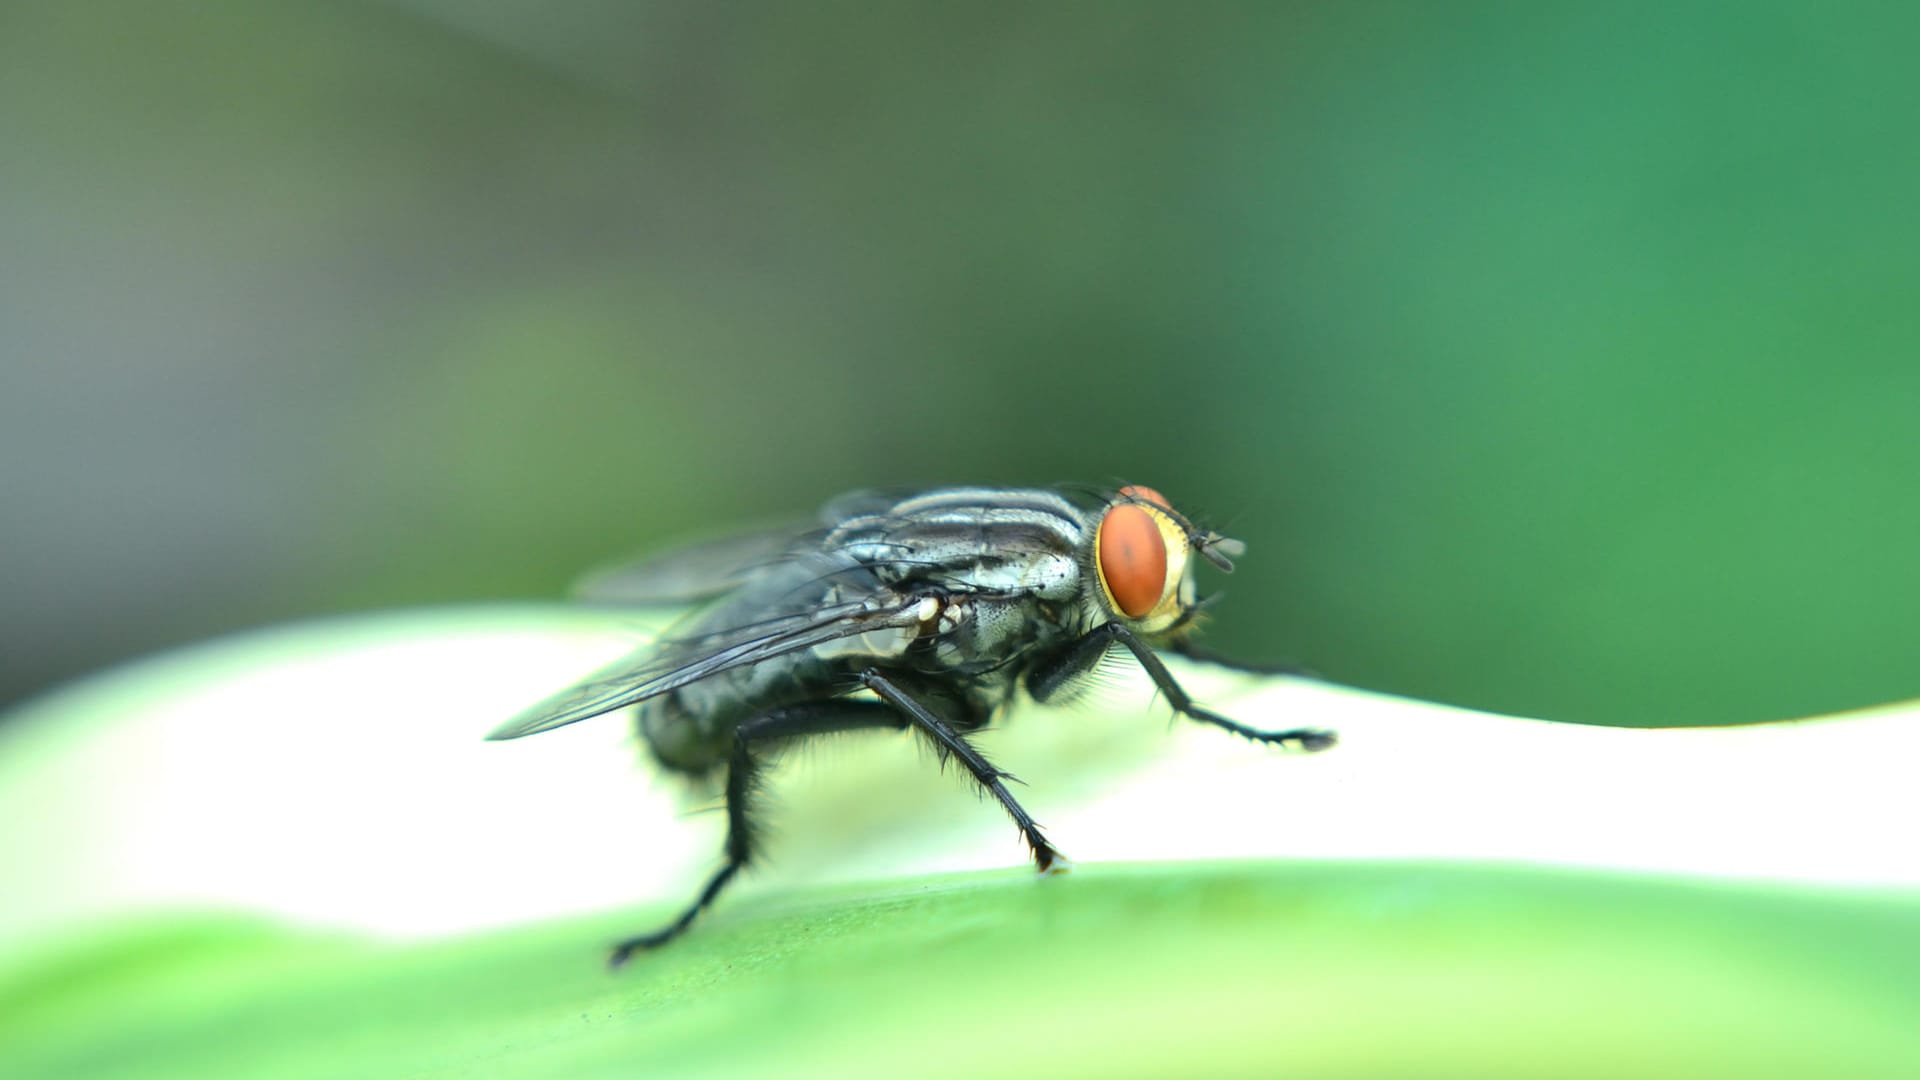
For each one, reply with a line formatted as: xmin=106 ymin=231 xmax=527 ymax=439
xmin=484 ymin=594 xmax=932 ymax=740
xmin=572 ymin=492 xmax=928 ymax=605
xmin=570 ymin=521 xmax=818 ymax=605
xmin=817 ymin=488 xmax=914 ymax=524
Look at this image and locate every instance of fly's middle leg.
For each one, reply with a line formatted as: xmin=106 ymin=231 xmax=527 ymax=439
xmin=1028 ymin=622 xmax=1336 ymax=752
xmin=859 ymin=669 xmax=1066 ymax=873
xmin=608 ymin=700 xmax=908 ymax=968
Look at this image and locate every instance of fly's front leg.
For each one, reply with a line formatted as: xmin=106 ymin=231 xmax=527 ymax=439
xmin=859 ymin=669 xmax=1067 ymax=873
xmin=1030 ymin=623 xmax=1335 ymax=752
xmin=609 ymin=700 xmax=908 ymax=968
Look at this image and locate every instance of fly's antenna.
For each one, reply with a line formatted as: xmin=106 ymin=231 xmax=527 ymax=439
xmin=1194 ymin=532 xmax=1245 ymax=573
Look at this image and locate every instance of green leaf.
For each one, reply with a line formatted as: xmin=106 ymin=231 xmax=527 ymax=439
xmin=3 ymin=608 xmax=1917 ymax=1076
xmin=5 ymin=865 xmax=1919 ymax=1078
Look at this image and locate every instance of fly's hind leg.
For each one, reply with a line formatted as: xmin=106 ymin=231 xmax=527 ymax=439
xmin=859 ymin=669 xmax=1066 ymax=873
xmin=608 ymin=700 xmax=908 ymax=968
xmin=1028 ymin=623 xmax=1336 ymax=752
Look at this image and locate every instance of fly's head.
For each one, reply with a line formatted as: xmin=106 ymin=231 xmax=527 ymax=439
xmin=1088 ymin=484 xmax=1245 ymax=638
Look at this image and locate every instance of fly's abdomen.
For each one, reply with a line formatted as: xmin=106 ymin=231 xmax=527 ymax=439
xmin=638 ymin=648 xmax=833 ymax=772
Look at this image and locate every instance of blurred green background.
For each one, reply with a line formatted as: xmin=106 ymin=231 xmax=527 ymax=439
xmin=2 ymin=1 xmax=1915 ymax=727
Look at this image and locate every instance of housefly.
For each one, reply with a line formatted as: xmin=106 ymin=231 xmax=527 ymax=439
xmin=487 ymin=485 xmax=1335 ymax=966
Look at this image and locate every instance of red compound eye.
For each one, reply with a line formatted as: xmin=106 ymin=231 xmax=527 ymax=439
xmin=1098 ymin=502 xmax=1168 ymax=618
xmin=1118 ymin=484 xmax=1167 ymax=507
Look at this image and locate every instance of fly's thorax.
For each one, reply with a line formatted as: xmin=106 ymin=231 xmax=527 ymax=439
xmin=809 ymin=595 xmax=937 ymax=663
xmin=830 ymin=493 xmax=1088 ymax=603
xmin=925 ymin=591 xmax=1073 ymax=674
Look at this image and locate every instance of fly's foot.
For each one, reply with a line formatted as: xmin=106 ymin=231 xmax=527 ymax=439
xmin=1190 ymin=706 xmax=1337 ymax=752
xmin=1269 ymin=727 xmax=1337 ymax=752
xmin=607 ymin=862 xmax=743 ymax=968
xmin=607 ymin=930 xmax=675 ymax=970
xmin=1029 ymin=831 xmax=1068 ymax=874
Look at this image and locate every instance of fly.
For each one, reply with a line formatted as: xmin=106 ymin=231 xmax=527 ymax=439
xmin=486 ymin=484 xmax=1335 ymax=966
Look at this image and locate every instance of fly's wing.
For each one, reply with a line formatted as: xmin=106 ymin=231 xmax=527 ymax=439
xmin=574 ymin=492 xmax=927 ymax=605
xmin=570 ymin=521 xmax=819 ymax=605
xmin=817 ymin=488 xmax=914 ymax=525
xmin=483 ymin=594 xmax=933 ymax=740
